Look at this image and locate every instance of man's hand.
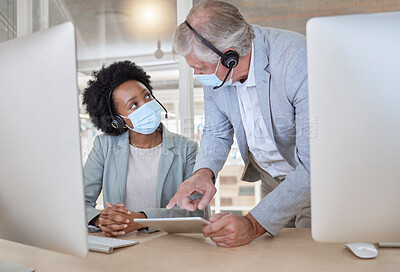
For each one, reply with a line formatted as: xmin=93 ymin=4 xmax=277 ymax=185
xmin=202 ymin=212 xmax=267 ymax=247
xmin=99 ymin=202 xmax=146 ymax=237
xmin=166 ymin=168 xmax=216 ymax=211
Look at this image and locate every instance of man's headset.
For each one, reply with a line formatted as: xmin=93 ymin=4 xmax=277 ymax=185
xmin=108 ymin=81 xmax=168 ymax=130
xmin=184 ymin=20 xmax=239 ymax=89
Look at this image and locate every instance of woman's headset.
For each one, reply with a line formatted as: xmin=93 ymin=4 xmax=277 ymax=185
xmin=107 ymin=81 xmax=168 ymax=130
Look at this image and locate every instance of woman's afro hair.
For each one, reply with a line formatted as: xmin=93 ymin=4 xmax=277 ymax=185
xmin=82 ymin=61 xmax=152 ymax=136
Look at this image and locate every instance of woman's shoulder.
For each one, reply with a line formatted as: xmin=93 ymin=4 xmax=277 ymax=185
xmin=172 ymin=132 xmax=198 ymax=147
xmin=162 ymin=125 xmax=198 ymax=150
xmin=93 ymin=131 xmax=129 ymax=147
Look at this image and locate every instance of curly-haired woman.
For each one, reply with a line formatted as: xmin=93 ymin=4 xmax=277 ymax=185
xmin=82 ymin=61 xmax=208 ymax=237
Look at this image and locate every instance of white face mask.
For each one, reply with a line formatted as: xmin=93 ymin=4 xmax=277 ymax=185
xmin=194 ymin=59 xmax=233 ymax=87
xmin=120 ymin=100 xmax=162 ymax=135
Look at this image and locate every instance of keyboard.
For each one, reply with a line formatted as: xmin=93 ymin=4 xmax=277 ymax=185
xmin=88 ymin=235 xmax=139 ymax=254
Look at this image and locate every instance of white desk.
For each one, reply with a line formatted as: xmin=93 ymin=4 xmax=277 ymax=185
xmin=0 ymin=229 xmax=399 ymax=271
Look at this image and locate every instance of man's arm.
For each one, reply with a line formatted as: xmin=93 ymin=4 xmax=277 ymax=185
xmin=145 ymin=141 xmax=210 ymax=218
xmin=192 ymin=87 xmax=234 ymax=177
xmin=167 ymin=87 xmax=234 ymax=210
xmin=250 ymin=47 xmax=311 ymax=235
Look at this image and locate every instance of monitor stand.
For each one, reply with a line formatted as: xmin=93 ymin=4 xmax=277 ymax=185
xmin=0 ymin=258 xmax=35 ymax=272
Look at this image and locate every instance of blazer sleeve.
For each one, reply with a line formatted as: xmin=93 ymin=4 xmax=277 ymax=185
xmin=192 ymin=88 xmax=234 ymax=178
xmin=83 ymin=136 xmax=104 ymax=225
xmin=142 ymin=140 xmax=210 ymax=219
xmin=250 ymin=47 xmax=311 ymax=235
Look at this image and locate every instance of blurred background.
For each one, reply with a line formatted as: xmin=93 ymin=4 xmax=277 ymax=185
xmin=1 ymin=0 xmax=399 ymax=215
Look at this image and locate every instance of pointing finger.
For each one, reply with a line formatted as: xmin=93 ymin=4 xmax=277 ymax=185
xmin=166 ymin=194 xmax=178 ymax=209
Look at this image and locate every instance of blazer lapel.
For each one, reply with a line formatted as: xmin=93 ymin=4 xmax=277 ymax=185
xmin=156 ymin=124 xmax=175 ymax=207
xmin=253 ymin=31 xmax=275 ymax=141
xmin=115 ymin=132 xmax=129 ymax=203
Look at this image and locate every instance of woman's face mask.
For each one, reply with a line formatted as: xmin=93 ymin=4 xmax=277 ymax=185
xmin=194 ymin=59 xmax=233 ymax=87
xmin=120 ymin=99 xmax=162 ymax=134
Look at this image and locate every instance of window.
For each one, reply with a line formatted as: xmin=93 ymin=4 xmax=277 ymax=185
xmin=2 ymin=0 xmax=398 ymax=215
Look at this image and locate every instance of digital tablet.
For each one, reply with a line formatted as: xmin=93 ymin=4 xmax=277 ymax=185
xmin=134 ymin=217 xmax=209 ymax=233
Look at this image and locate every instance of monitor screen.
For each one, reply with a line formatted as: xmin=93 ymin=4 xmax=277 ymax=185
xmin=0 ymin=22 xmax=88 ymax=257
xmin=307 ymin=11 xmax=400 ymax=243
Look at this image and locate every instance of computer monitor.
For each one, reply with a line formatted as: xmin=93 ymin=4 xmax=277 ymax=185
xmin=0 ymin=22 xmax=88 ymax=257
xmin=307 ymin=11 xmax=400 ymax=243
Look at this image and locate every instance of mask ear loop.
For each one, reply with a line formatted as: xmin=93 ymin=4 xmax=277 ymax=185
xmin=124 ymin=123 xmax=135 ymax=131
xmin=214 ymin=58 xmax=221 ymax=74
xmin=118 ymin=115 xmax=134 ymax=130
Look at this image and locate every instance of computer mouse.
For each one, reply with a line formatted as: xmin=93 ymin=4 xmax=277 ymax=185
xmin=345 ymin=243 xmax=378 ymax=259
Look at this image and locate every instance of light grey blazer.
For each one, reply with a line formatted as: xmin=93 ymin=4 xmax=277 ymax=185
xmin=84 ymin=123 xmax=208 ymax=225
xmin=193 ymin=25 xmax=310 ymax=235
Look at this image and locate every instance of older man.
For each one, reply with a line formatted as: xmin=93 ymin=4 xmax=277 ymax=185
xmin=167 ymin=0 xmax=310 ymax=247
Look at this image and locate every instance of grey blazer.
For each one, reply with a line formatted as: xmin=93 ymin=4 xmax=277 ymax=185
xmin=84 ymin=123 xmax=208 ymax=225
xmin=193 ymin=25 xmax=310 ymax=235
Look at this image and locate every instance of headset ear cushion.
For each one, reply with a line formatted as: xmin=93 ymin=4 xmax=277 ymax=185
xmin=111 ymin=115 xmax=125 ymax=129
xmin=222 ymin=50 xmax=239 ymax=69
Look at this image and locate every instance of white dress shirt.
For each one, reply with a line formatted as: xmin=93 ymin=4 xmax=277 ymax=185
xmin=233 ymin=43 xmax=294 ymax=177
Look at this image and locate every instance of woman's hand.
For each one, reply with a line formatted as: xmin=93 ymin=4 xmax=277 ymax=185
xmin=99 ymin=202 xmax=147 ymax=237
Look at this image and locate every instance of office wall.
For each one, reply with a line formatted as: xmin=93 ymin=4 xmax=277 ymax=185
xmin=195 ymin=0 xmax=400 ymax=34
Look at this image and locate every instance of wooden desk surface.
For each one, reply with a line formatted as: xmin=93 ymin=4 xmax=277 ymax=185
xmin=0 ymin=229 xmax=398 ymax=271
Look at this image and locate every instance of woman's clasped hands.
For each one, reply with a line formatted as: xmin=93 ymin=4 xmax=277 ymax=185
xmin=97 ymin=202 xmax=147 ymax=237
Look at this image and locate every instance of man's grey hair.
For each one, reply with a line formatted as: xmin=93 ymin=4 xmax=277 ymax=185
xmin=172 ymin=0 xmax=255 ymax=64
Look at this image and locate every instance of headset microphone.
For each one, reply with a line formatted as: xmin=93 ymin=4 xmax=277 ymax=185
xmin=150 ymin=93 xmax=168 ymax=119
xmin=213 ymin=66 xmax=233 ymax=89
